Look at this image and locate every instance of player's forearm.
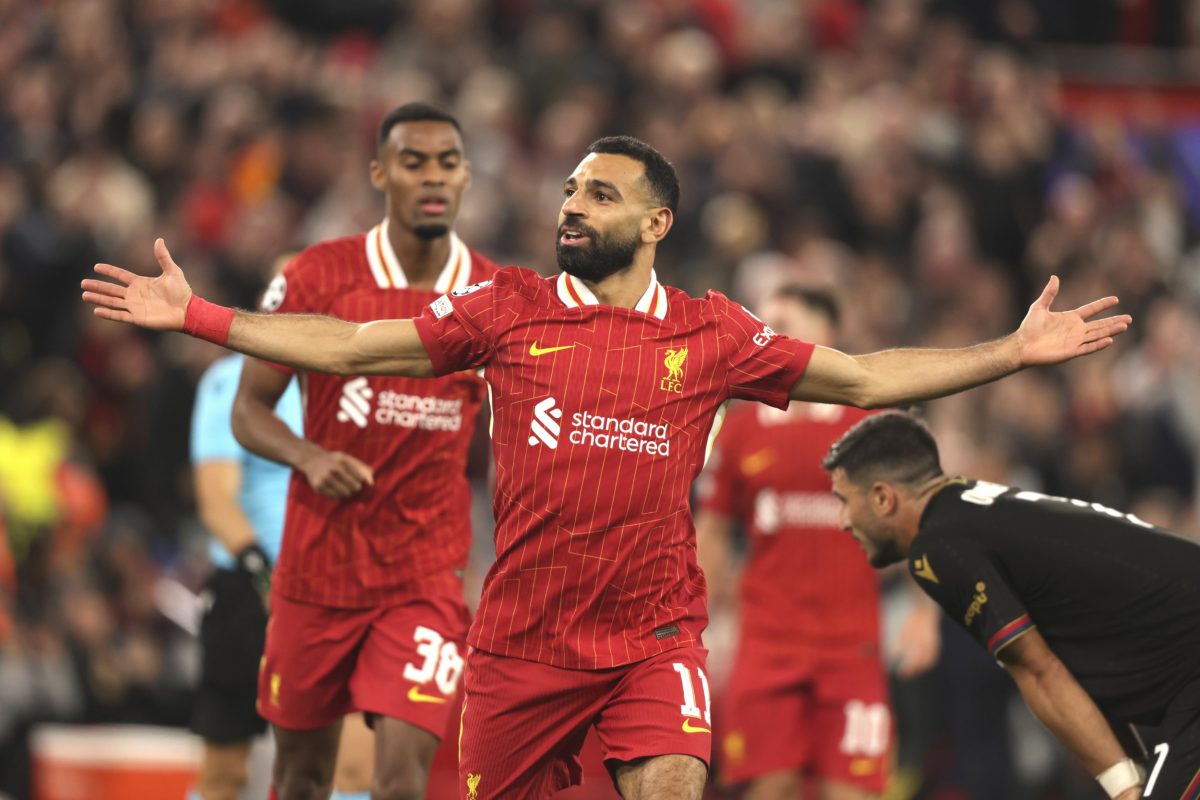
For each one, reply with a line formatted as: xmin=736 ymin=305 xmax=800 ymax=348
xmin=196 ymin=494 xmax=258 ymax=556
xmin=850 ymin=336 xmax=1020 ymax=408
xmin=219 ymin=309 xmax=434 ymax=377
xmin=694 ymin=512 xmax=735 ymax=605
xmin=231 ymin=392 xmax=320 ymax=471
xmin=1008 ymin=655 xmax=1129 ymax=776
xmin=225 ymin=311 xmax=370 ymax=376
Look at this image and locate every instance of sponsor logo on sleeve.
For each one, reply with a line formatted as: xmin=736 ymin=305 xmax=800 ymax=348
xmin=260 ymin=274 xmax=287 ymax=311
xmin=451 ymin=280 xmax=492 ymax=297
xmin=964 ymin=582 xmax=988 ymax=625
xmin=912 ymin=555 xmax=939 ymax=584
xmin=752 ymin=325 xmax=777 ymax=347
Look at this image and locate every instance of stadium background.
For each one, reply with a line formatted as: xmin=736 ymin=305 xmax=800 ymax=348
xmin=0 ymin=0 xmax=1198 ymax=797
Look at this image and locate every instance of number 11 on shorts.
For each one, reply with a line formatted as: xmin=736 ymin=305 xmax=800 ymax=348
xmin=673 ymin=663 xmax=711 ymax=726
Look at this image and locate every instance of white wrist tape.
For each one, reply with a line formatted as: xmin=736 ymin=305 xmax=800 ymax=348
xmin=1096 ymin=758 xmax=1143 ymax=799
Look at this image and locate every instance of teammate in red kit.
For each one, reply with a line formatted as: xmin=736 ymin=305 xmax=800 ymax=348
xmin=84 ymin=136 xmax=1131 ymax=800
xmin=229 ymin=104 xmax=498 ymax=800
xmin=695 ymin=285 xmax=934 ymax=800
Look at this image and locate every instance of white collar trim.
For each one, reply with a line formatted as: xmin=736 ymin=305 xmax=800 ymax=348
xmin=555 ymin=270 xmax=667 ymax=319
xmin=365 ymin=221 xmax=469 ymax=291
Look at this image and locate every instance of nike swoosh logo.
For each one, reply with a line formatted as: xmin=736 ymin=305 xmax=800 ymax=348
xmin=407 ymin=686 xmax=447 ymax=704
xmin=529 ymin=341 xmax=574 ymax=357
xmin=681 ymin=719 xmax=711 ymax=734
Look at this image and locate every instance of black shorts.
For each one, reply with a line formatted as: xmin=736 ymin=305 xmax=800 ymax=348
xmin=191 ymin=567 xmax=269 ymax=744
xmin=1137 ymin=679 xmax=1200 ymax=799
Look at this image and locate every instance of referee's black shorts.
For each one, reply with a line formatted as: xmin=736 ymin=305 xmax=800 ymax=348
xmin=190 ymin=568 xmax=269 ymax=744
xmin=1137 ymin=678 xmax=1200 ymax=799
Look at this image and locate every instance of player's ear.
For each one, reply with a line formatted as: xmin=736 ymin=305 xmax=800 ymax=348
xmin=369 ymin=158 xmax=386 ymax=191
xmin=870 ymin=482 xmax=899 ymax=516
xmin=642 ymin=207 xmax=673 ymax=244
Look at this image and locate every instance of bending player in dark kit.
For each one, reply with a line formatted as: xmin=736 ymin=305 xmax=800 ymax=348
xmin=824 ymin=410 xmax=1200 ymax=800
xmin=84 ymin=135 xmax=1130 ymax=800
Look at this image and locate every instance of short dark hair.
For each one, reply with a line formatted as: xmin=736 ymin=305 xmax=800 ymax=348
xmin=585 ymin=136 xmax=680 ymax=213
xmin=771 ymin=284 xmax=840 ymax=328
xmin=378 ymin=102 xmax=462 ymax=147
xmin=822 ymin=411 xmax=944 ymax=487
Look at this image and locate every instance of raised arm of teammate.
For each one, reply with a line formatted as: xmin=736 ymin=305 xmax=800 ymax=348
xmin=81 ymin=239 xmax=433 ymax=377
xmin=232 ymin=361 xmax=374 ymax=499
xmin=790 ymin=276 xmax=1131 ymax=407
xmin=997 ymin=629 xmax=1143 ymax=800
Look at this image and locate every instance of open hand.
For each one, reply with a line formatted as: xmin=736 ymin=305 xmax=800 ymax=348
xmin=1015 ymin=276 xmax=1132 ymax=366
xmin=81 ymin=238 xmax=192 ymax=330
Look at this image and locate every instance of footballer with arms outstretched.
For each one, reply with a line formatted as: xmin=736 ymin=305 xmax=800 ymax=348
xmin=84 ymin=135 xmax=1129 ymax=800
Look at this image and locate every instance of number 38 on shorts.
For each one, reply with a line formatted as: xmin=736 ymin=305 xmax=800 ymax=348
xmin=404 ymin=625 xmax=465 ymax=699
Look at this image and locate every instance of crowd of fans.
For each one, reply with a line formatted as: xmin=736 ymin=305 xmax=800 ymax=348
xmin=0 ymin=0 xmax=1197 ymax=797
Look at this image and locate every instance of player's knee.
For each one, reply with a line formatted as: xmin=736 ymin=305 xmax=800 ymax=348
xmin=744 ymin=771 xmax=801 ymax=800
xmin=274 ymin=776 xmax=335 ymax=800
xmin=199 ymin=749 xmax=250 ymax=800
xmin=370 ymin=764 xmax=429 ymax=800
xmin=334 ymin=759 xmax=373 ymax=793
xmin=274 ymin=762 xmax=335 ymax=800
xmin=198 ymin=777 xmax=245 ymax=800
xmin=617 ymin=755 xmax=707 ymax=800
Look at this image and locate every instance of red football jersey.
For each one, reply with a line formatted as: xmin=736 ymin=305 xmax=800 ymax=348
xmin=413 ymin=268 xmax=815 ymax=669
xmin=264 ymin=221 xmax=498 ymax=607
xmin=696 ymin=403 xmax=881 ymax=659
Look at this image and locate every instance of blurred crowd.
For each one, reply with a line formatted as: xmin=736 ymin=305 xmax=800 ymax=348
xmin=0 ymin=0 xmax=1198 ymax=797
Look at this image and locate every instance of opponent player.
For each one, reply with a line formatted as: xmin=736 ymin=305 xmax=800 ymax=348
xmin=190 ymin=351 xmax=301 ymax=800
xmin=695 ymin=285 xmax=934 ymax=800
xmin=82 ymin=135 xmax=1131 ymax=800
xmin=822 ymin=411 xmax=1200 ymax=800
xmin=229 ymin=103 xmax=497 ymax=800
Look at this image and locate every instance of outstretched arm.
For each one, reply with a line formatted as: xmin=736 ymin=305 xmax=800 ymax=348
xmin=82 ymin=239 xmax=434 ymax=377
xmin=790 ymin=276 xmax=1130 ymax=407
xmin=999 ymin=630 xmax=1142 ymax=800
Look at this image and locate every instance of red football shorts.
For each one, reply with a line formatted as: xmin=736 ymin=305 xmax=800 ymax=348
xmin=457 ymin=645 xmax=712 ymax=799
xmin=257 ymin=591 xmax=469 ymax=736
xmin=717 ymin=647 xmax=892 ymax=792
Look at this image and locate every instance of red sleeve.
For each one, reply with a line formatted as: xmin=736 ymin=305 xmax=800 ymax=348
xmin=412 ymin=276 xmax=502 ymax=376
xmin=694 ymin=410 xmax=742 ymax=518
xmin=256 ymin=250 xmax=323 ymax=375
xmin=712 ymin=293 xmax=815 ymax=409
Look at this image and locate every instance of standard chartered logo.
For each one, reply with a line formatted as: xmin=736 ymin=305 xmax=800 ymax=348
xmin=754 ymin=489 xmax=842 ymax=533
xmin=527 ymin=397 xmax=670 ymax=456
xmin=337 ymin=377 xmax=464 ymax=431
xmin=337 ymin=377 xmax=374 ymax=428
xmin=528 ymin=397 xmax=563 ymax=449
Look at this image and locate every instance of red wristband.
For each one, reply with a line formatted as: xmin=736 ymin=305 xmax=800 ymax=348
xmin=182 ymin=295 xmax=235 ymax=346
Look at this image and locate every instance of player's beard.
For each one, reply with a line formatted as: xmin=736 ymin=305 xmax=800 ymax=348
xmin=413 ymin=223 xmax=450 ymax=241
xmin=866 ymin=538 xmax=905 ymax=568
xmin=556 ymin=221 xmax=640 ymax=283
